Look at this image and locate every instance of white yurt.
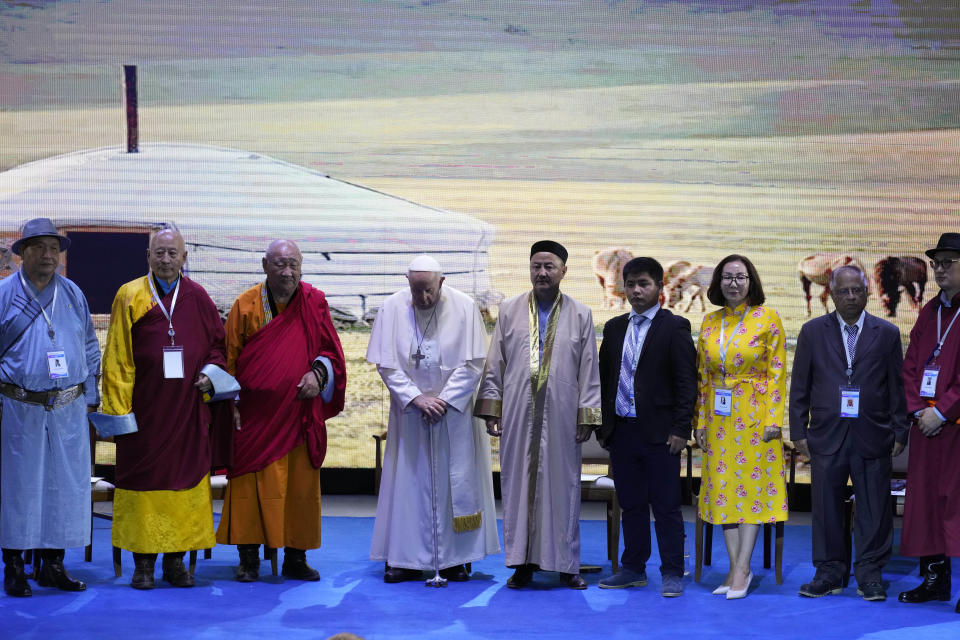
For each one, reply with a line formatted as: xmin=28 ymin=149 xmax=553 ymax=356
xmin=0 ymin=144 xmax=501 ymax=321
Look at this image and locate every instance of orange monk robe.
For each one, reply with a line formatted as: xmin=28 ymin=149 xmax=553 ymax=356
xmin=215 ymin=282 xmax=345 ymax=550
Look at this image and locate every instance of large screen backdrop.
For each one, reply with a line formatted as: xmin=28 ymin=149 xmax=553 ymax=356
xmin=1 ymin=1 xmax=957 ymax=469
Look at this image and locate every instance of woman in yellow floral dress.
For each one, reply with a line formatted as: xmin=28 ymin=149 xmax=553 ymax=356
xmin=694 ymin=254 xmax=788 ymax=599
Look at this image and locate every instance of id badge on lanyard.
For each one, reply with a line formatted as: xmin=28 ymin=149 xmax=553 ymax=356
xmin=714 ymin=388 xmax=733 ymax=417
xmin=163 ymin=346 xmax=185 ymax=379
xmin=923 ymin=304 xmax=960 ymax=398
xmin=47 ymin=349 xmax=69 ymax=379
xmin=715 ymin=307 xmax=749 ymax=418
xmin=840 ymin=385 xmax=860 ymax=418
xmin=920 ymin=366 xmax=939 ymax=398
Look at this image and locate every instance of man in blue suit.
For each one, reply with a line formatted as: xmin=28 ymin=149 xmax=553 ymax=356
xmin=596 ymin=257 xmax=697 ymax=596
xmin=790 ymin=265 xmax=908 ymax=601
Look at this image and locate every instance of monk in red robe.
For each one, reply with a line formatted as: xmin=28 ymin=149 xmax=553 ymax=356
xmin=899 ymin=232 xmax=960 ymax=614
xmin=215 ymin=239 xmax=346 ymax=582
xmin=99 ymin=228 xmax=236 ymax=590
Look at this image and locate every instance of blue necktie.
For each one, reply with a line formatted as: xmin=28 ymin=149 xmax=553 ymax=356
xmin=615 ymin=315 xmax=645 ymax=416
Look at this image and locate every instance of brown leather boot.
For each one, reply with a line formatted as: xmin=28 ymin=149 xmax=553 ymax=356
xmin=282 ymin=547 xmax=320 ymax=581
xmin=161 ymin=552 xmax=195 ymax=588
xmin=36 ymin=549 xmax=86 ymax=591
xmin=131 ymin=553 xmax=157 ymax=590
xmin=236 ymin=545 xmax=260 ymax=583
xmin=3 ymin=549 xmax=32 ymax=597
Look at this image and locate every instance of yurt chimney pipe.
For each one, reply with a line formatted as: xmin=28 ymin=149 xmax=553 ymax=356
xmin=123 ymin=65 xmax=138 ymax=153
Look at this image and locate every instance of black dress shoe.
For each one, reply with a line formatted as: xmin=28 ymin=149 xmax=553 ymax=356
xmin=439 ymin=565 xmax=470 ymax=582
xmin=955 ymin=596 xmax=960 ymax=614
xmin=899 ymin=557 xmax=951 ymax=603
xmin=36 ymin=550 xmax=86 ymax=592
xmin=857 ymin=582 xmax=887 ymax=601
xmin=282 ymin=548 xmax=320 ymax=581
xmin=161 ymin=553 xmax=195 ymax=588
xmin=384 ymin=567 xmax=422 ymax=583
xmin=3 ymin=549 xmax=32 ymax=598
xmin=131 ymin=553 xmax=157 ymax=590
xmin=561 ymin=573 xmax=587 ymax=590
xmin=798 ymin=578 xmax=843 ymax=598
xmin=236 ymin=545 xmax=260 ymax=583
xmin=506 ymin=565 xmax=535 ymax=589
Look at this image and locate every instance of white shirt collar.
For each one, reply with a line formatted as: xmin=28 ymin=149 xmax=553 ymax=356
xmin=629 ymin=303 xmax=660 ymax=323
xmin=835 ymin=309 xmax=865 ymax=333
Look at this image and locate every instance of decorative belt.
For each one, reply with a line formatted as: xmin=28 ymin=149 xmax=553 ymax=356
xmin=0 ymin=382 xmax=85 ymax=411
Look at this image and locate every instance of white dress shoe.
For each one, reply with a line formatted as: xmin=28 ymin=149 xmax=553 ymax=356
xmin=712 ymin=584 xmax=731 ymax=595
xmin=726 ymin=572 xmax=753 ymax=600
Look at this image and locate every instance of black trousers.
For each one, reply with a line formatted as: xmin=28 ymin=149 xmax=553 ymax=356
xmin=609 ymin=418 xmax=684 ymax=577
xmin=810 ymin=431 xmax=892 ymax=585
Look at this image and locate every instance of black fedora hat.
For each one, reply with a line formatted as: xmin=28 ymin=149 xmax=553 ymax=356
xmin=926 ymin=233 xmax=960 ymax=259
xmin=11 ymin=218 xmax=70 ymax=256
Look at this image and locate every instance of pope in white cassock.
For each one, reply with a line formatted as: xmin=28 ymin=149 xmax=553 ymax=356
xmin=367 ymin=255 xmax=499 ymax=583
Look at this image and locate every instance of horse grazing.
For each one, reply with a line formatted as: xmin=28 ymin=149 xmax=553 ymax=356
xmin=664 ymin=263 xmax=713 ymax=312
xmin=659 ymin=260 xmax=691 ymax=306
xmin=591 ymin=247 xmax=634 ymax=309
xmin=874 ymin=256 xmax=927 ymax=317
xmin=798 ymin=252 xmax=867 ymax=315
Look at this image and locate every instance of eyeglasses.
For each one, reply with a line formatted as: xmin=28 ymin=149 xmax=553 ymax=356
xmin=720 ymin=274 xmax=749 ymax=284
xmin=835 ymin=287 xmax=866 ymax=297
xmin=930 ymin=258 xmax=960 ymax=270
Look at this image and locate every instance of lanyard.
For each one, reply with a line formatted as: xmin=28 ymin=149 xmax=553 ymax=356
xmin=719 ymin=306 xmax=750 ymax=376
xmin=930 ymin=303 xmax=960 ymax=363
xmin=19 ymin=271 xmax=58 ymax=343
xmin=148 ymin=273 xmax=181 ymax=346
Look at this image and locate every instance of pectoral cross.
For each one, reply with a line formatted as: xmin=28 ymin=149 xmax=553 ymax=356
xmin=412 ymin=348 xmax=426 ymax=369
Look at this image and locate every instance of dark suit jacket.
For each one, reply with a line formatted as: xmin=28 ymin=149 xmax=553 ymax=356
xmin=789 ymin=311 xmax=908 ymax=458
xmin=597 ymin=307 xmax=698 ymax=447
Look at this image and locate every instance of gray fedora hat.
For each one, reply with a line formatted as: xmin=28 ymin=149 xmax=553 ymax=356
xmin=11 ymin=218 xmax=70 ymax=256
xmin=926 ymin=233 xmax=960 ymax=259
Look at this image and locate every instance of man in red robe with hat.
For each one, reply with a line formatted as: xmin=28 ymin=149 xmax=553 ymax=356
xmin=899 ymin=232 xmax=960 ymax=613
xmin=215 ymin=239 xmax=346 ymax=582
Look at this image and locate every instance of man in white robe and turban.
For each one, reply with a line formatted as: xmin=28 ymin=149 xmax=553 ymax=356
xmin=367 ymin=255 xmax=499 ymax=583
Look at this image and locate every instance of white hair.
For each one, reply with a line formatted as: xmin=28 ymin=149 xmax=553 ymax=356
xmin=829 ymin=265 xmax=868 ymax=289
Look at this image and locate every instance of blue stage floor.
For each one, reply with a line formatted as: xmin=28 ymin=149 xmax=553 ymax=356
xmin=2 ymin=514 xmax=958 ymax=639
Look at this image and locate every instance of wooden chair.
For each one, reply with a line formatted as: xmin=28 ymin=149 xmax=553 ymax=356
xmin=372 ymin=431 xmax=387 ymax=495
xmin=682 ymin=443 xmax=697 ymax=505
xmin=199 ymin=475 xmax=226 ymax=564
xmin=580 ymin=434 xmax=621 ymax=572
xmin=87 ymin=426 xmax=116 ymax=570
xmin=693 ymin=441 xmax=797 ymax=585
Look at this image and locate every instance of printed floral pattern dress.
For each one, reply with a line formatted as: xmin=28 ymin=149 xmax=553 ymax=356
xmin=695 ymin=303 xmax=788 ymax=524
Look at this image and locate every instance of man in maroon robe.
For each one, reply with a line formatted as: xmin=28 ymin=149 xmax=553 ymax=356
xmin=215 ymin=239 xmax=346 ymax=582
xmin=899 ymin=232 xmax=960 ymax=613
xmin=98 ymin=228 xmax=235 ymax=589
